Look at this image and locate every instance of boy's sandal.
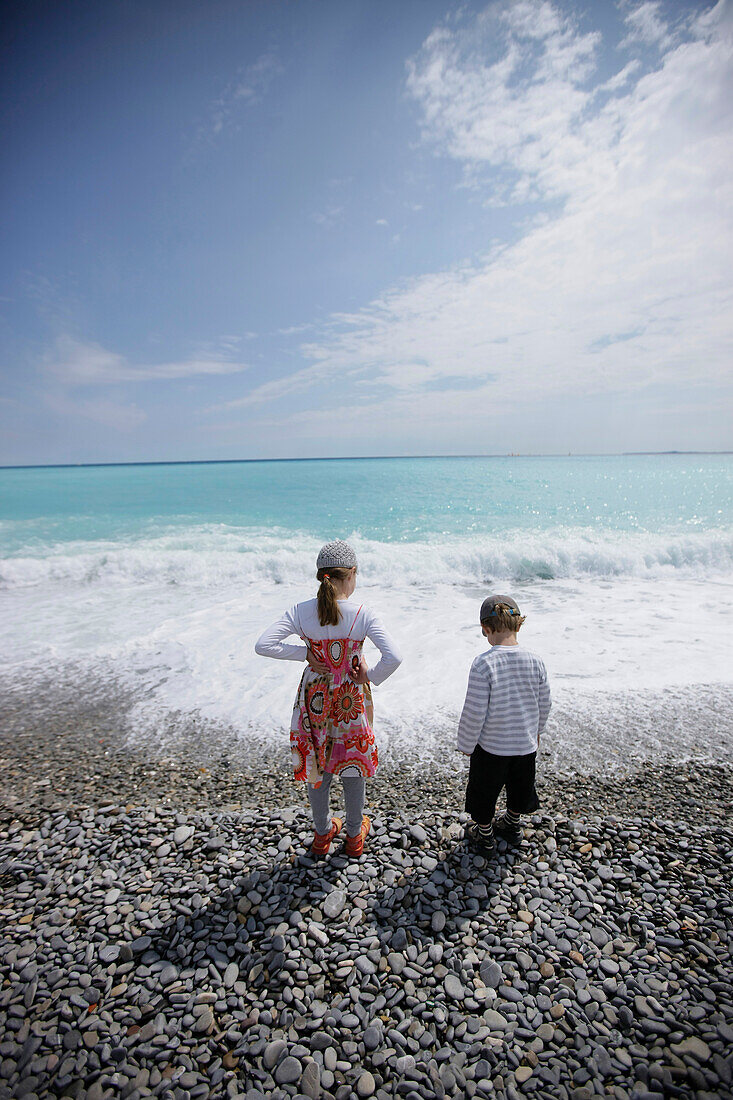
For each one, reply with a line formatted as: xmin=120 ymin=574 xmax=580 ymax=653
xmin=493 ymin=814 xmax=522 ymax=844
xmin=311 ymin=817 xmax=343 ymax=857
xmin=465 ymin=822 xmax=495 ymax=855
xmin=344 ymin=816 xmax=371 ymax=858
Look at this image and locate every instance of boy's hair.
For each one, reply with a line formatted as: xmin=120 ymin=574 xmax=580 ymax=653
xmin=481 ymin=602 xmax=526 ymax=633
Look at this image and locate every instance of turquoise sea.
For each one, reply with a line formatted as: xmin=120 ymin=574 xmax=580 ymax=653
xmin=1 ymin=454 xmax=732 ymax=772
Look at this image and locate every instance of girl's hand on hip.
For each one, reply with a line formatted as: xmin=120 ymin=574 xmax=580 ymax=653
xmin=351 ymin=657 xmax=369 ymax=685
xmin=307 ymin=650 xmax=329 ymax=675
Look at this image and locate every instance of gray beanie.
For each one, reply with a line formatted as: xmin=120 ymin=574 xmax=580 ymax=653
xmin=317 ymin=540 xmax=357 ymax=570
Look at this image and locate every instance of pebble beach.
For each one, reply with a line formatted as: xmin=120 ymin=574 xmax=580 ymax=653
xmin=1 ymin=676 xmax=732 ymax=1100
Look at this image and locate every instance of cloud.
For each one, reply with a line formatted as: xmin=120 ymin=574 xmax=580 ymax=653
xmin=311 ymin=204 xmax=345 ymax=227
xmin=256 ymin=0 xmax=733 ymax=423
xmin=44 ymin=392 xmax=147 ymax=431
xmin=278 ymin=322 xmax=318 ymax=337
xmin=620 ymin=2 xmax=676 ymax=50
xmin=207 ymin=52 xmax=281 ymax=137
xmin=405 ymin=1 xmax=601 ymax=204
xmin=45 ymin=336 xmax=250 ymax=386
xmin=209 ymin=359 xmax=335 ymax=412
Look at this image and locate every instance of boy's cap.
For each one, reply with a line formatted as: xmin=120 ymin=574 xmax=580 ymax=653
xmin=480 ymin=594 xmax=521 ymax=622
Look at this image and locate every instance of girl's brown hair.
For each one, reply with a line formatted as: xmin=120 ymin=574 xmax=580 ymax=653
xmin=481 ymin=603 xmax=526 ymax=633
xmin=316 ymin=567 xmax=353 ymax=626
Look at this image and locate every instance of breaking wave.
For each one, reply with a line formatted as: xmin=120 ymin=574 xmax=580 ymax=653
xmin=2 ymin=524 xmax=732 ymax=590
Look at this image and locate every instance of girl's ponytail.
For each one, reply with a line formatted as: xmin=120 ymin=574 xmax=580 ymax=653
xmin=317 ymin=567 xmax=350 ymax=626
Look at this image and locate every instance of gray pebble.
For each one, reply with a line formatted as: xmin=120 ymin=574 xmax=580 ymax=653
xmin=444 ymin=974 xmax=464 ymax=1001
xmin=363 ymin=1026 xmax=381 ymax=1051
xmin=356 ymin=1070 xmax=376 ymax=1098
xmin=323 ymin=889 xmax=347 ymax=919
xmin=480 ymin=961 xmax=502 ymax=989
xmin=264 ymin=1040 xmax=287 ymax=1070
xmin=431 ymin=911 xmax=447 ymax=933
xmin=301 ymin=1061 xmax=320 ymax=1099
xmin=275 ymin=1056 xmax=302 ymax=1085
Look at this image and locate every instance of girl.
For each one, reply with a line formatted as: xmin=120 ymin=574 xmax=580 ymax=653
xmin=255 ymin=540 xmax=401 ymax=857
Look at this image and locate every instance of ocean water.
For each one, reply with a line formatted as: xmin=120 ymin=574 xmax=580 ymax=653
xmin=1 ymin=455 xmax=732 ymax=774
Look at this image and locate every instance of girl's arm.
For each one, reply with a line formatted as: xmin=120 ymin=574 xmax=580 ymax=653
xmin=255 ymin=607 xmax=308 ymax=662
xmin=362 ymin=611 xmax=402 ymax=686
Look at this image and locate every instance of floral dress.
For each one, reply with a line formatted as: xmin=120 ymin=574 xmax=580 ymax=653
xmin=291 ymin=608 xmax=377 ymax=787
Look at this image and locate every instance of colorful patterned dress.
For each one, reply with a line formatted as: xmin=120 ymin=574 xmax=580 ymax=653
xmin=291 ymin=608 xmax=377 ymax=788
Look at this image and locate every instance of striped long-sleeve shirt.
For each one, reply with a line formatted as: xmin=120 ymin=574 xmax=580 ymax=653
xmin=457 ymin=645 xmax=551 ymax=757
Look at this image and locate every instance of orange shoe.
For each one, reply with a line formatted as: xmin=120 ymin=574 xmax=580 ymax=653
xmin=344 ymin=816 xmax=371 ymax=858
xmin=311 ymin=817 xmax=342 ymax=857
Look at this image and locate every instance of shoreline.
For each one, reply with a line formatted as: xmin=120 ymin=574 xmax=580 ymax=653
xmin=1 ymin=687 xmax=732 ymax=1100
xmin=1 ymin=673 xmax=732 ymax=823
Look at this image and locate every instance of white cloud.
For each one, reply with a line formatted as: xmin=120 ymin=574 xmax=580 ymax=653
xmin=208 ymin=53 xmax=281 ymax=137
xmin=620 ymin=2 xmax=675 ymax=50
xmin=405 ymin=2 xmax=601 ymax=204
xmin=597 ymin=59 xmax=641 ymax=94
xmin=45 ymin=392 xmax=147 ymax=431
xmin=45 ymin=336 xmax=250 ymax=386
xmin=311 ymin=204 xmax=345 ymax=227
xmin=210 ymin=359 xmax=335 ymax=412
xmin=278 ymin=322 xmax=318 ymax=337
xmin=257 ymin=0 xmax=733 ymax=427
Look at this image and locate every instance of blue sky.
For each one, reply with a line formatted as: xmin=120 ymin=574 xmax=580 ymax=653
xmin=1 ymin=0 xmax=731 ymax=464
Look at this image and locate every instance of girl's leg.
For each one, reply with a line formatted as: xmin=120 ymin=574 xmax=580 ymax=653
xmin=307 ymin=772 xmax=334 ymax=835
xmin=341 ymin=775 xmax=366 ymax=837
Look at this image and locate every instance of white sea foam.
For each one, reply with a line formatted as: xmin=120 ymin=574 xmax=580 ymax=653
xmin=1 ymin=524 xmax=732 ymax=590
xmin=3 ymin=456 xmax=731 ymax=774
xmin=2 ymin=536 xmax=732 ymax=773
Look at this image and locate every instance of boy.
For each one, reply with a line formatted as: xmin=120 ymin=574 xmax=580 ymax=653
xmin=457 ymin=594 xmax=551 ymax=854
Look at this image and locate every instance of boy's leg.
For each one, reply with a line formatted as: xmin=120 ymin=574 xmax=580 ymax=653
xmin=465 ymin=747 xmax=507 ymax=853
xmin=307 ymin=771 xmax=334 ymax=835
xmin=496 ymin=753 xmax=539 ymax=843
xmin=493 ymin=807 xmax=522 ymax=843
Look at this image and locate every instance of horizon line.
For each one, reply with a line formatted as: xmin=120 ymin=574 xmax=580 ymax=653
xmin=1 ymin=450 xmax=732 ymax=472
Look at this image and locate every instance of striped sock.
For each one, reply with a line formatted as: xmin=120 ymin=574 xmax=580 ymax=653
xmin=475 ymin=821 xmax=494 ymax=840
xmin=504 ymin=809 xmax=521 ymax=827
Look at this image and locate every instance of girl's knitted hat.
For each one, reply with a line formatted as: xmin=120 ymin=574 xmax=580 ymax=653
xmin=317 ymin=540 xmax=357 ymax=570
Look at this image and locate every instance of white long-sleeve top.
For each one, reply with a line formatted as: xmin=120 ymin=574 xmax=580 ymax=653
xmin=255 ymin=598 xmax=402 ymax=687
xmin=457 ymin=645 xmax=551 ymax=756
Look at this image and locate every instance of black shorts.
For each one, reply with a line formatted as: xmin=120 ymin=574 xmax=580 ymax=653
xmin=465 ymin=745 xmax=540 ymax=824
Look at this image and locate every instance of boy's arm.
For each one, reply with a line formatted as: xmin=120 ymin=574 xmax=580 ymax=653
xmin=538 ymin=663 xmax=551 ymax=738
xmin=457 ymin=659 xmax=490 ymax=755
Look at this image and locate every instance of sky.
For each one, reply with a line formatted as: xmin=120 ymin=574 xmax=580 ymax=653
xmin=1 ymin=0 xmax=732 ymax=465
